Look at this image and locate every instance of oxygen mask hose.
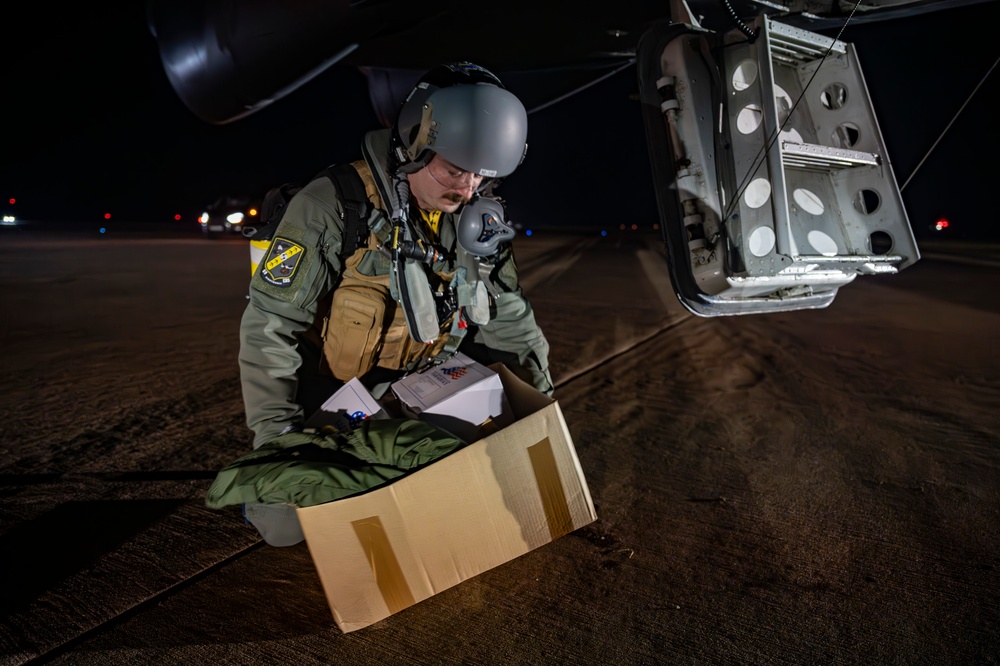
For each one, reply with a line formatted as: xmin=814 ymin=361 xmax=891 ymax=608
xmin=389 ymin=172 xmax=440 ymax=343
xmin=389 ymin=174 xmax=444 ymax=264
xmin=390 ymin=174 xmax=411 ymax=255
xmin=398 ymin=241 xmax=443 ymax=264
xmin=389 ymin=173 xmax=410 ymax=302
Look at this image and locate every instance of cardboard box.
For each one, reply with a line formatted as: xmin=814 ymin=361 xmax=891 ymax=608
xmin=296 ymin=365 xmax=597 ymax=633
xmin=390 ymin=352 xmax=513 ymax=442
xmin=305 ymin=377 xmax=387 ymax=433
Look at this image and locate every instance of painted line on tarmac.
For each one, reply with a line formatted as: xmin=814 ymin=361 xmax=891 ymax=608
xmin=554 ymin=312 xmax=695 ymax=391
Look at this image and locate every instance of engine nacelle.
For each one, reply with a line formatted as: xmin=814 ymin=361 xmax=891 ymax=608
xmin=146 ymin=0 xmax=366 ymax=124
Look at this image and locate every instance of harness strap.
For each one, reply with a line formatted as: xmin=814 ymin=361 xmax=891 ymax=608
xmin=312 ymin=163 xmax=371 ymax=261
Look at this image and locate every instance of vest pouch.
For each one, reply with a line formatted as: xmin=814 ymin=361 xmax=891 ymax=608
xmin=324 ymin=283 xmax=388 ymax=381
xmin=376 ymin=307 xmax=413 ymax=371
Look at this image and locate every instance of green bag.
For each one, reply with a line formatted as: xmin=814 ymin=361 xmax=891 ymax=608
xmin=206 ymin=418 xmax=463 ymax=509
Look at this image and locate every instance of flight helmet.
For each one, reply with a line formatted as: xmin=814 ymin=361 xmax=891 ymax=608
xmin=392 ymin=62 xmax=528 ymax=178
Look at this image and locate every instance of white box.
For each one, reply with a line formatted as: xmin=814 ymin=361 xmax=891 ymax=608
xmin=306 ymin=377 xmax=386 ymax=433
xmin=297 ymin=365 xmax=597 ymax=633
xmin=390 ymin=352 xmax=513 ymax=442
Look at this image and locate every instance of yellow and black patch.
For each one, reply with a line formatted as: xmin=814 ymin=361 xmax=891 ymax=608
xmin=260 ymin=237 xmax=306 ymax=287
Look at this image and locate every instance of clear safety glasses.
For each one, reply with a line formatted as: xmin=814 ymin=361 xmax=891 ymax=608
xmin=426 ymin=156 xmax=484 ymax=190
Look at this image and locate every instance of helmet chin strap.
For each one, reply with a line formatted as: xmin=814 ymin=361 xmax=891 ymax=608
xmin=395 ymin=158 xmax=427 ymax=175
xmin=392 ymin=144 xmax=432 ymax=175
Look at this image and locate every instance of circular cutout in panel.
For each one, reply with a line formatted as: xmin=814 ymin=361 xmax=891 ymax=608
xmin=774 ymin=84 xmax=793 ymax=126
xmin=807 ymin=230 xmax=839 ymax=256
xmin=780 ymin=127 xmax=803 ymax=144
xmin=852 ymin=189 xmax=881 ymax=215
xmin=748 ymin=226 xmax=776 ymax=257
xmin=744 ymin=178 xmax=772 ymax=209
xmin=870 ymin=231 xmax=893 ymax=255
xmin=737 ymin=104 xmax=762 ymax=134
xmin=832 ymin=122 xmax=861 ymax=148
xmin=820 ymin=83 xmax=848 ymax=110
xmin=732 ymin=60 xmax=758 ymax=91
xmin=793 ymin=188 xmax=824 ymax=215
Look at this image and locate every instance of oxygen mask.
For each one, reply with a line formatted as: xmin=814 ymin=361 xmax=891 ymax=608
xmin=457 ymin=195 xmax=515 ymax=257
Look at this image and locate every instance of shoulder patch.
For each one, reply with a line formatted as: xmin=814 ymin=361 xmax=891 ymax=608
xmin=260 ymin=237 xmax=306 ymax=287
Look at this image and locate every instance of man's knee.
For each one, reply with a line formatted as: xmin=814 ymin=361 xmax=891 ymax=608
xmin=243 ymin=502 xmax=304 ymax=547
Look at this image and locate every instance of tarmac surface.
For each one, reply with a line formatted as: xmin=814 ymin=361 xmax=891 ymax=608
xmin=0 ymin=226 xmax=997 ymax=665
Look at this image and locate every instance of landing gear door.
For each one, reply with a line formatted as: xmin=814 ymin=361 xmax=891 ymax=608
xmin=637 ymin=17 xmax=919 ymax=316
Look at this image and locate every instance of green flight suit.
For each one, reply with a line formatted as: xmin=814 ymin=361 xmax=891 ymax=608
xmin=238 ymin=129 xmax=553 ymax=449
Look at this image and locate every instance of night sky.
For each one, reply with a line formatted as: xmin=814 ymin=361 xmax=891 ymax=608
xmin=1 ymin=2 xmax=997 ymax=241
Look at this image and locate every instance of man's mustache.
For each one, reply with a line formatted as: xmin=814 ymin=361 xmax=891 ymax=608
xmin=443 ymin=192 xmax=470 ymax=204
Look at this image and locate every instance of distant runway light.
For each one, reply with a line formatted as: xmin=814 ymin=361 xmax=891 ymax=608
xmin=525 ymin=229 xmax=533 ymax=236
xmin=601 ymin=230 xmax=607 ymax=237
xmin=104 ymin=213 xmax=111 ymax=220
xmin=174 ymin=214 xmax=182 ymax=221
xmin=100 ymin=227 xmax=106 ymax=234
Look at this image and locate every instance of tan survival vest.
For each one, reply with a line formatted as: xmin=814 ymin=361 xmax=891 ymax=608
xmin=318 ymin=161 xmax=458 ymax=381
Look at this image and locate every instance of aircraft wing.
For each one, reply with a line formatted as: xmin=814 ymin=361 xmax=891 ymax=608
xmin=146 ymin=0 xmax=983 ymax=315
xmin=145 ymin=0 xmax=985 ymax=126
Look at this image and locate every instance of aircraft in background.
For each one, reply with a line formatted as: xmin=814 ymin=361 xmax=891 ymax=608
xmin=146 ymin=0 xmax=987 ymax=315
